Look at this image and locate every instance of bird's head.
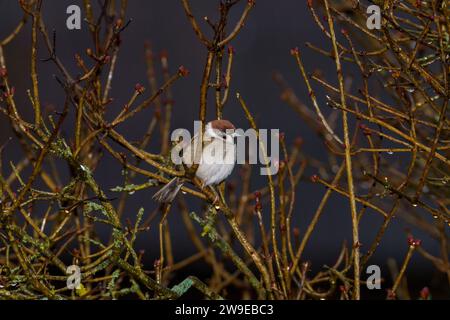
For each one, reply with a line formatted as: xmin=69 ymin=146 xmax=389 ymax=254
xmin=206 ymin=119 xmax=239 ymax=142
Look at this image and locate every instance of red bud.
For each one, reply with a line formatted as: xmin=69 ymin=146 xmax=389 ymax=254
xmin=178 ymin=65 xmax=189 ymax=77
xmin=0 ymin=68 xmax=7 ymax=77
xmin=294 ymin=137 xmax=303 ymax=147
xmin=420 ymin=287 xmax=430 ymax=300
xmin=135 ymin=83 xmax=145 ymax=95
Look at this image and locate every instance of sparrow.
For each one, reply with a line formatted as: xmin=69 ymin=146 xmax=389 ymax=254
xmin=153 ymin=119 xmax=238 ymax=203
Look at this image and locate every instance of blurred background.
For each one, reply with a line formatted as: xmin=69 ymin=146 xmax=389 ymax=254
xmin=0 ymin=0 xmax=447 ymax=298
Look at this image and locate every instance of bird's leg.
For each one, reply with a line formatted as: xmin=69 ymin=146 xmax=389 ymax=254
xmin=194 ymin=178 xmax=223 ymax=206
xmin=193 ymin=177 xmax=206 ymax=191
xmin=217 ymin=182 xmax=227 ymax=205
xmin=209 ymin=185 xmax=220 ymax=205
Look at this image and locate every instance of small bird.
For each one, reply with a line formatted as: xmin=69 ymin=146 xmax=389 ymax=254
xmin=153 ymin=119 xmax=238 ymax=203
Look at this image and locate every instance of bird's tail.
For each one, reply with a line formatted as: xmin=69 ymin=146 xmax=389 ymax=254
xmin=152 ymin=177 xmax=184 ymax=203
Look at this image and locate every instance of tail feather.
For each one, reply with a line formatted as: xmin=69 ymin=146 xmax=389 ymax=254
xmin=153 ymin=177 xmax=183 ymax=203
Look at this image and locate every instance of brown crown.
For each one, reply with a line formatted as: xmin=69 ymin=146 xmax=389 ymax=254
xmin=210 ymin=119 xmax=235 ymax=132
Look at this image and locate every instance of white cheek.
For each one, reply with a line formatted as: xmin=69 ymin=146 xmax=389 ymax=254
xmin=205 ymin=126 xmax=221 ymax=140
xmin=225 ymin=134 xmax=233 ymax=144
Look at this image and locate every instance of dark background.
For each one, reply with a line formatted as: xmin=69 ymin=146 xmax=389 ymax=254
xmin=0 ymin=0 xmax=447 ymax=298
